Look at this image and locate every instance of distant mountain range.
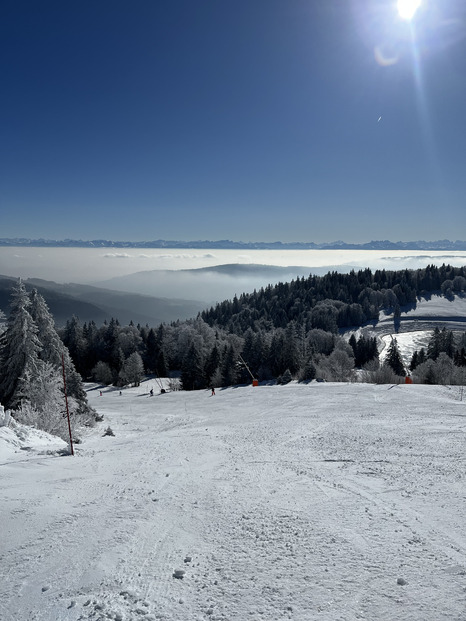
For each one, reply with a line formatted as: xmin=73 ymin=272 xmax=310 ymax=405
xmin=2 ymin=238 xmax=466 ymax=250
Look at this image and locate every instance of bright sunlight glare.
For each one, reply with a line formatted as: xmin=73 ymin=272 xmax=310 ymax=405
xmin=397 ymin=0 xmax=422 ymax=21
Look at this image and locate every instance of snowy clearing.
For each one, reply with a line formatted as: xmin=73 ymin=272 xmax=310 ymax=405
xmin=1 ymin=381 xmax=466 ymax=621
xmin=377 ymin=294 xmax=466 ymax=332
xmin=378 ymin=331 xmax=431 ymax=367
xmin=362 ymin=293 xmax=466 ymax=366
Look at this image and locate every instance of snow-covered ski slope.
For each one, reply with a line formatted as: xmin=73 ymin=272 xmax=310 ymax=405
xmin=1 ymin=381 xmax=466 ymax=621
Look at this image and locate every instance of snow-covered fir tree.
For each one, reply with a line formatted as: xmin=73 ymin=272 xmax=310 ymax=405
xmin=0 ymin=280 xmax=43 ymax=408
xmin=16 ymin=361 xmax=80 ymax=438
xmin=0 ymin=281 xmax=94 ymax=436
xmin=29 ymin=289 xmax=90 ymax=414
xmin=0 ymin=308 xmax=7 ymax=334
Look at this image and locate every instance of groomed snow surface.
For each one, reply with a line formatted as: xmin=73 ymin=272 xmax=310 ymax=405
xmin=2 ymin=381 xmax=466 ymax=621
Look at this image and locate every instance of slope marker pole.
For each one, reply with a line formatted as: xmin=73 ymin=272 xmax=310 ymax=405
xmin=62 ymin=353 xmax=74 ymax=456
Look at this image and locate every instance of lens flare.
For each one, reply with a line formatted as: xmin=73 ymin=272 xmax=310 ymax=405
xmin=397 ymin=0 xmax=422 ymax=21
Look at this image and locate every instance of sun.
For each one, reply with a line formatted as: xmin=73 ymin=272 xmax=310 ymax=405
xmin=397 ymin=0 xmax=422 ymax=20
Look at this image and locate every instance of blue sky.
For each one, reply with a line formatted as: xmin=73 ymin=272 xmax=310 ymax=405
xmin=1 ymin=0 xmax=465 ymax=243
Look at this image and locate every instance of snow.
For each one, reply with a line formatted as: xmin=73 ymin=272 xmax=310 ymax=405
xmin=0 ymin=417 xmax=67 ymax=462
xmin=378 ymin=331 xmax=431 ymax=367
xmin=358 ymin=293 xmax=466 ymax=366
xmin=378 ymin=294 xmax=466 ymax=326
xmin=2 ymin=380 xmax=466 ymax=620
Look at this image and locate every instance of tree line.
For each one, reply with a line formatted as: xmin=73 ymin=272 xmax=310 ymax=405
xmin=48 ymin=264 xmax=465 ymax=388
xmin=201 ymin=264 xmax=466 ymax=333
xmin=408 ymin=327 xmax=466 ymax=385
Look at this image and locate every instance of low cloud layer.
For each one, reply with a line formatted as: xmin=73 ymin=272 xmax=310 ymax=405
xmin=1 ymin=248 xmax=465 ymax=307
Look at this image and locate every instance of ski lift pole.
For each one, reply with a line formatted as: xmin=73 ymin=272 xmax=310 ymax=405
xmin=154 ymin=373 xmax=164 ymax=392
xmin=61 ymin=353 xmax=74 ymax=456
xmin=238 ymin=353 xmax=257 ymax=384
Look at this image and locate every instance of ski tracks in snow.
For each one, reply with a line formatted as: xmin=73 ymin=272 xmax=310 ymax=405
xmin=2 ymin=383 xmax=466 ymax=620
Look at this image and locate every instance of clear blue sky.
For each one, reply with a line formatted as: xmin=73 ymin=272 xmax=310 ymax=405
xmin=1 ymin=0 xmax=465 ymax=243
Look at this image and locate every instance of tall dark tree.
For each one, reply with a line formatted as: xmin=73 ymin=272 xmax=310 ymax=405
xmin=82 ymin=320 xmax=99 ymax=377
xmin=301 ymin=357 xmax=317 ymax=381
xmin=454 ymin=347 xmax=466 ymax=367
xmin=144 ymin=328 xmax=159 ymax=373
xmin=62 ymin=316 xmax=87 ymax=376
xmin=204 ymin=343 xmax=221 ymax=386
xmin=181 ymin=343 xmax=204 ymax=391
xmin=156 ymin=351 xmax=168 ymax=377
xmin=410 ymin=347 xmax=427 ymax=370
xmin=427 ymin=327 xmax=454 ymax=361
xmin=268 ymin=330 xmax=286 ymax=377
xmin=351 ymin=334 xmax=379 ymax=368
xmin=393 ymin=301 xmax=401 ymax=332
xmin=221 ymin=344 xmax=238 ymax=387
xmin=282 ymin=321 xmax=303 ymax=375
xmin=384 ymin=338 xmax=405 ymax=377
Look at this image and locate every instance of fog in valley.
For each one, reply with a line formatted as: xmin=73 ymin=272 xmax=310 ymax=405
xmin=2 ymin=247 xmax=466 ymax=305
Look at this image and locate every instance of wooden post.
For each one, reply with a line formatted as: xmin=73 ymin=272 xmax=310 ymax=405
xmin=62 ymin=353 xmax=74 ymax=456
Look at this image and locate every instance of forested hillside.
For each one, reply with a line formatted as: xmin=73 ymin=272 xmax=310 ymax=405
xmin=2 ymin=266 xmax=466 ymax=406
xmin=51 ymin=264 xmax=466 ymax=389
xmin=201 ymin=264 xmax=466 ymax=333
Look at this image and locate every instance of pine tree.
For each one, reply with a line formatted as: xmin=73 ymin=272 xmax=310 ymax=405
xmin=444 ymin=329 xmax=454 ymax=358
xmin=454 ymin=347 xmax=466 ymax=367
xmin=301 ymin=357 xmax=317 ymax=381
xmin=0 ymin=281 xmax=43 ymax=408
xmin=353 ymin=335 xmax=379 ymax=367
xmin=221 ymin=345 xmax=237 ymax=387
xmin=62 ymin=315 xmax=87 ymax=376
xmin=241 ymin=329 xmax=256 ymax=371
xmin=156 ymin=351 xmax=168 ymax=377
xmin=280 ymin=368 xmax=293 ymax=384
xmin=393 ymin=301 xmax=401 ymax=332
xmin=409 ymin=350 xmax=419 ymax=371
xmin=16 ymin=361 xmax=76 ymax=439
xmin=204 ymin=344 xmax=221 ymax=386
xmin=0 ymin=308 xmax=7 ymax=334
xmin=82 ymin=320 xmax=99 ymax=377
xmin=254 ymin=331 xmax=269 ymax=375
xmin=417 ymin=347 xmax=427 ymax=366
xmin=29 ymin=289 xmax=90 ymax=413
xmin=427 ymin=327 xmax=441 ymax=361
xmin=268 ymin=330 xmax=285 ymax=377
xmin=282 ymin=321 xmax=303 ymax=375
xmin=384 ymin=338 xmax=405 ymax=377
xmin=144 ymin=328 xmax=159 ymax=373
xmin=181 ymin=343 xmax=204 ymax=391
